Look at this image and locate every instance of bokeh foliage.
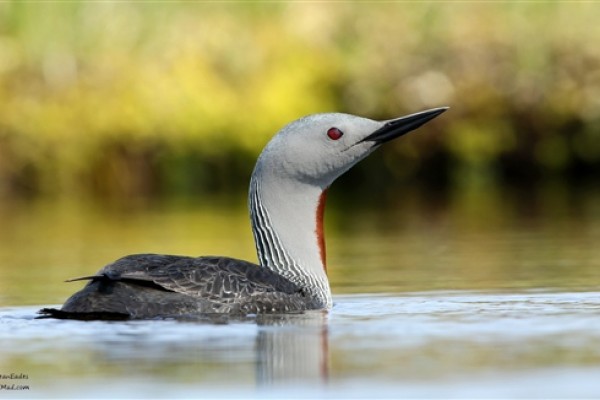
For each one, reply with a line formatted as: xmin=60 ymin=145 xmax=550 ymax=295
xmin=0 ymin=1 xmax=599 ymax=199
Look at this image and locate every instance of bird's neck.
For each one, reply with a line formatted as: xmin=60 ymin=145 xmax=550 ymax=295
xmin=249 ymin=173 xmax=332 ymax=309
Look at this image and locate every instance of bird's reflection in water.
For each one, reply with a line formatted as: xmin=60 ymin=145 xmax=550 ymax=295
xmin=180 ymin=311 xmax=330 ymax=386
xmin=255 ymin=311 xmax=329 ymax=387
xmin=79 ymin=311 xmax=329 ymax=389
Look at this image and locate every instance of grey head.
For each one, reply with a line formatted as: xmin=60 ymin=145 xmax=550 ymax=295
xmin=254 ymin=107 xmax=448 ymax=189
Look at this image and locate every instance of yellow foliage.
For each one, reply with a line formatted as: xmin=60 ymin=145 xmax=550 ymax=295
xmin=0 ymin=1 xmax=599 ymax=196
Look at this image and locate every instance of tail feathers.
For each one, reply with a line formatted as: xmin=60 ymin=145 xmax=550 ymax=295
xmin=65 ymin=275 xmax=103 ymax=282
xmin=37 ymin=308 xmax=130 ymax=321
xmin=65 ymin=273 xmax=158 ymax=285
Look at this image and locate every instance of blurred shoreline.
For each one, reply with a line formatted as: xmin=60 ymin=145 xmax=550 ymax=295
xmin=1 ymin=2 xmax=599 ymax=200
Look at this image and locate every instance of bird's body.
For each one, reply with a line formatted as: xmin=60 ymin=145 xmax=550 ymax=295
xmin=39 ymin=108 xmax=447 ymax=320
xmin=43 ymin=254 xmax=313 ymax=319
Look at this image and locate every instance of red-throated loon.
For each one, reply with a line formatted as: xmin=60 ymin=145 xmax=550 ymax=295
xmin=39 ymin=107 xmax=447 ymax=320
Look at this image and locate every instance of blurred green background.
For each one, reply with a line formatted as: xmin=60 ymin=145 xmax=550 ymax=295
xmin=0 ymin=1 xmax=598 ymax=201
xmin=1 ymin=1 xmax=600 ymax=306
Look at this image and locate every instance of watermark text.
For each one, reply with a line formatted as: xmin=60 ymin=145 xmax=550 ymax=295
xmin=0 ymin=373 xmax=30 ymax=391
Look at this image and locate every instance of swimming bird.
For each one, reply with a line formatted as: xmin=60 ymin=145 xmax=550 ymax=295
xmin=39 ymin=107 xmax=447 ymax=320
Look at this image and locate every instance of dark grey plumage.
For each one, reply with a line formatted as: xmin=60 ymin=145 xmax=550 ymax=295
xmin=38 ymin=254 xmax=314 ymax=320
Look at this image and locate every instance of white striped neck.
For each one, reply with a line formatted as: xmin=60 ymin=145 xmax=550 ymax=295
xmin=249 ymin=169 xmax=331 ymax=309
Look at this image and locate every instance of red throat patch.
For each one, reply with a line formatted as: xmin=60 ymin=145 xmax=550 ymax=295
xmin=316 ymin=190 xmax=328 ymax=273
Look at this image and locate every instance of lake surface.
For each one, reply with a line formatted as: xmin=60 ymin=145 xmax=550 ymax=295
xmin=2 ymin=292 xmax=600 ymax=398
xmin=1 ymin=184 xmax=599 ymax=398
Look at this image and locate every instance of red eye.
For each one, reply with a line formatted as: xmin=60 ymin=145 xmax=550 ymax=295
xmin=327 ymin=127 xmax=344 ymax=141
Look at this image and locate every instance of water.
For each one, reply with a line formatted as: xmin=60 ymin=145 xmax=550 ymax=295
xmin=1 ymin=185 xmax=600 ymax=398
xmin=2 ymin=292 xmax=600 ymax=398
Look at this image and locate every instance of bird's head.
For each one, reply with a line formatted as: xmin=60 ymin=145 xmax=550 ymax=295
xmin=255 ymin=107 xmax=448 ymax=189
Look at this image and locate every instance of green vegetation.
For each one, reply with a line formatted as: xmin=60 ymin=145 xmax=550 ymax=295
xmin=0 ymin=2 xmax=598 ymax=199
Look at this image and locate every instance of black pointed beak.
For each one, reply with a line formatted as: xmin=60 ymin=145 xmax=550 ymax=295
xmin=361 ymin=107 xmax=448 ymax=144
